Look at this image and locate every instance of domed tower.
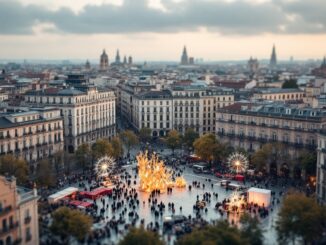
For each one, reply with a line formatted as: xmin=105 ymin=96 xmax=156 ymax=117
xmin=100 ymin=49 xmax=109 ymax=71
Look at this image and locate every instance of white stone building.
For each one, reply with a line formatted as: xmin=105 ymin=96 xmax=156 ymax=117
xmin=0 ymin=108 xmax=64 ymax=166
xmin=119 ymin=82 xmax=234 ymax=136
xmin=24 ymin=86 xmax=116 ymax=152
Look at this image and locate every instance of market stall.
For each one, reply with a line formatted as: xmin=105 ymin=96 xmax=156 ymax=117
xmin=48 ymin=187 xmax=79 ymax=204
xmin=247 ymin=187 xmax=271 ymax=207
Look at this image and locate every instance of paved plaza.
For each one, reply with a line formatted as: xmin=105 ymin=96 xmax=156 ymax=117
xmin=66 ymin=163 xmax=283 ymax=245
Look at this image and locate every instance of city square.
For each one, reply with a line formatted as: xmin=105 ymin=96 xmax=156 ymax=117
xmin=1 ymin=1 xmax=326 ymax=244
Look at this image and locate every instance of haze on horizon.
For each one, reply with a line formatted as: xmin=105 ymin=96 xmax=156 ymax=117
xmin=0 ymin=0 xmax=325 ymax=62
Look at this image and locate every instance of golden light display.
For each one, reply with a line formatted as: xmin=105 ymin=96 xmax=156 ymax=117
xmin=136 ymin=151 xmax=186 ymax=193
xmin=226 ymin=191 xmax=246 ymax=213
xmin=174 ymin=177 xmax=187 ymax=188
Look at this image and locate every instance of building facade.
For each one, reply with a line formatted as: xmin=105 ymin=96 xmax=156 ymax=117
xmin=216 ymin=102 xmax=326 ymax=176
xmin=24 ymin=87 xmax=116 ymax=153
xmin=317 ymin=132 xmax=326 ymax=204
xmin=253 ymin=88 xmax=305 ymax=101
xmin=0 ymin=176 xmax=39 ymax=245
xmin=99 ymin=49 xmax=109 ymax=71
xmin=119 ymin=83 xmax=234 ymax=136
xmin=0 ymin=108 xmax=64 ymax=166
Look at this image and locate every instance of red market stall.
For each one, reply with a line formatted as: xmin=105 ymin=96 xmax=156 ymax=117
xmin=224 ymin=173 xmax=235 ymax=179
xmin=69 ymin=200 xmax=93 ymax=209
xmin=80 ymin=187 xmax=113 ymax=200
xmin=234 ymin=174 xmax=245 ymax=182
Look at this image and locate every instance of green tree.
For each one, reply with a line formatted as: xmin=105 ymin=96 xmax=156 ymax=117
xmin=139 ymin=128 xmax=152 ymax=143
xmin=36 ymin=159 xmax=55 ymax=188
xmin=92 ymin=139 xmax=113 ymax=160
xmin=183 ymin=128 xmax=199 ymax=151
xmin=166 ymin=130 xmax=181 ymax=155
xmin=251 ymin=143 xmax=289 ymax=173
xmin=240 ymin=213 xmax=263 ymax=245
xmin=193 ymin=134 xmax=220 ymax=162
xmin=119 ymin=227 xmax=164 ymax=245
xmin=251 ymin=145 xmax=270 ymax=172
xmin=298 ymin=150 xmax=317 ymax=176
xmin=282 ymin=79 xmax=298 ymax=89
xmin=177 ymin=220 xmax=249 ymax=245
xmin=75 ymin=143 xmax=91 ymax=172
xmin=120 ymin=130 xmax=139 ymax=155
xmin=276 ymin=193 xmax=326 ymax=245
xmin=51 ymin=207 xmax=92 ymax=243
xmin=63 ymin=151 xmax=75 ymax=175
xmin=52 ymin=150 xmax=64 ymax=176
xmin=111 ymin=137 xmax=124 ymax=161
xmin=0 ymin=155 xmax=28 ymax=184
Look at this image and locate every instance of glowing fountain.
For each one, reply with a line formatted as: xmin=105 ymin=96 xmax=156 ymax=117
xmin=136 ymin=151 xmax=186 ymax=193
xmin=227 ymin=152 xmax=249 ymax=174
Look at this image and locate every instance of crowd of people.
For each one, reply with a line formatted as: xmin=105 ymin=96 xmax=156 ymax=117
xmin=37 ymin=150 xmax=307 ymax=245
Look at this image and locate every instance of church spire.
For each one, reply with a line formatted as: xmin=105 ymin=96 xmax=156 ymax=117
xmin=115 ymin=49 xmax=121 ymax=64
xmin=181 ymin=45 xmax=189 ymax=65
xmin=270 ymin=44 xmax=277 ymax=68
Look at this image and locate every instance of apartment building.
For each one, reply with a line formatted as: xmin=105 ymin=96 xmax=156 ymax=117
xmin=216 ymin=102 xmax=326 ymax=176
xmin=0 ymin=176 xmax=39 ymax=245
xmin=24 ymin=86 xmax=115 ymax=152
xmin=317 ymin=131 xmax=326 ymax=204
xmin=0 ymin=108 xmax=64 ymax=166
xmin=119 ymin=82 xmax=234 ymax=136
xmin=253 ymin=88 xmax=305 ymax=101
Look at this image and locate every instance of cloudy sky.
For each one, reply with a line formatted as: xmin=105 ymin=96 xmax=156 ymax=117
xmin=0 ymin=0 xmax=325 ymax=61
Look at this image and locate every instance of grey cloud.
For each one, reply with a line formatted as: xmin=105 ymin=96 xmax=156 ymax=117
xmin=0 ymin=0 xmax=325 ymax=35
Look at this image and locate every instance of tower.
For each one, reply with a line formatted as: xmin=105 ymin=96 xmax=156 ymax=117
xmin=123 ymin=55 xmax=127 ymax=65
xmin=180 ymin=46 xmax=189 ymax=65
xmin=100 ymin=49 xmax=109 ymax=71
xmin=85 ymin=60 xmax=91 ymax=70
xmin=248 ymin=56 xmax=259 ymax=74
xmin=270 ymin=44 xmax=277 ymax=68
xmin=115 ymin=49 xmax=121 ymax=64
xmin=321 ymin=56 xmax=326 ymax=68
xmin=128 ymin=56 xmax=133 ymax=65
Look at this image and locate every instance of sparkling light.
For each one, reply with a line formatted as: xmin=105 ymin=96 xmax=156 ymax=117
xmin=174 ymin=176 xmax=187 ymax=188
xmin=136 ymin=151 xmax=186 ymax=193
xmin=227 ymin=152 xmax=249 ymax=174
xmin=94 ymin=156 xmax=116 ymax=178
xmin=227 ymin=191 xmax=246 ymax=213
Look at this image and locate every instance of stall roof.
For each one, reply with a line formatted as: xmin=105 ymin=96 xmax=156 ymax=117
xmin=48 ymin=187 xmax=79 ymax=203
xmin=248 ymin=187 xmax=271 ymax=194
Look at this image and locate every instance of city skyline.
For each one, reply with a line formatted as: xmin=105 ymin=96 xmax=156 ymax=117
xmin=0 ymin=0 xmax=325 ymax=61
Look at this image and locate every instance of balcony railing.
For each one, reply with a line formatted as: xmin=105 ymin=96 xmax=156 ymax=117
xmin=24 ymin=216 xmax=31 ymax=224
xmin=0 ymin=222 xmax=19 ymax=236
xmin=0 ymin=205 xmax=12 ymax=217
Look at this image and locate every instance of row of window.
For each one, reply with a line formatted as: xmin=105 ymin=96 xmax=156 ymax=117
xmin=220 ymin=115 xmax=318 ymax=130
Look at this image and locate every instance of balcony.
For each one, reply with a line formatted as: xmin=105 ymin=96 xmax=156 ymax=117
xmin=24 ymin=216 xmax=31 ymax=224
xmin=0 ymin=222 xmax=19 ymax=236
xmin=0 ymin=205 xmax=12 ymax=217
xmin=26 ymin=234 xmax=32 ymax=242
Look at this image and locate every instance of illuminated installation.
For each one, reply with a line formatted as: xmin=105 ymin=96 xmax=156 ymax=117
xmin=137 ymin=151 xmax=186 ymax=192
xmin=174 ymin=177 xmax=187 ymax=188
xmin=94 ymin=156 xmax=116 ymax=178
xmin=227 ymin=152 xmax=249 ymax=173
xmin=226 ymin=191 xmax=246 ymax=213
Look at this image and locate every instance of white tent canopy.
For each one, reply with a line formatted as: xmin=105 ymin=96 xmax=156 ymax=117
xmin=247 ymin=187 xmax=271 ymax=207
xmin=48 ymin=187 xmax=79 ymax=204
